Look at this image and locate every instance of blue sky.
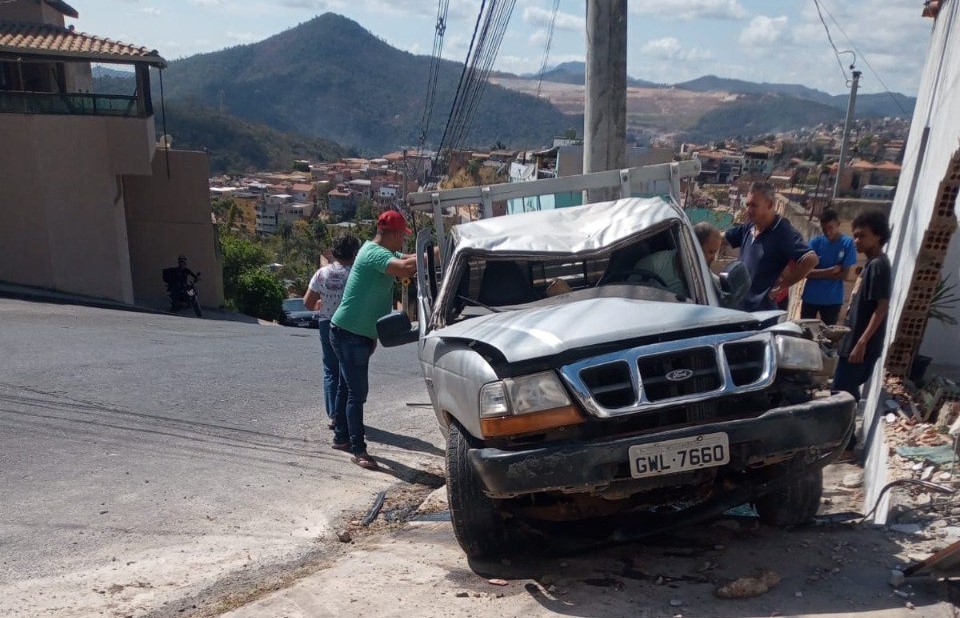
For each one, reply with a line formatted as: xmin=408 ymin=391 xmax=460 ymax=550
xmin=74 ymin=0 xmax=931 ymax=96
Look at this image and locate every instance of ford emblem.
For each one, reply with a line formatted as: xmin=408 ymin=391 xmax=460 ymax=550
xmin=666 ymin=369 xmax=694 ymax=382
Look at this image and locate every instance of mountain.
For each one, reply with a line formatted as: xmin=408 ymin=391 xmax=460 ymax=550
xmin=158 ymin=103 xmax=355 ymax=174
xmin=685 ymin=94 xmax=844 ymax=142
xmin=517 ymin=61 xmax=660 ymax=88
xmin=676 ymin=74 xmax=916 ymax=118
xmin=91 ymin=65 xmax=134 ymax=79
xmin=158 ymin=13 xmax=573 ymax=154
xmin=94 ymin=74 xmax=353 ymax=172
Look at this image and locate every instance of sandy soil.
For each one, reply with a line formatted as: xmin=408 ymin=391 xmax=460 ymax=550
xmin=222 ymin=464 xmax=957 ymax=618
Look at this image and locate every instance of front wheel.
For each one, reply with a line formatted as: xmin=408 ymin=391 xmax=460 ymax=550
xmin=446 ymin=422 xmax=510 ymax=560
xmin=191 ymin=295 xmax=202 ymax=318
xmin=755 ymin=468 xmax=823 ymax=527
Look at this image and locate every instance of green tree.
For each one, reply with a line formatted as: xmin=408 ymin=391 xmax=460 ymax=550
xmin=235 ymin=269 xmax=285 ymax=321
xmin=220 ymin=233 xmax=270 ymax=301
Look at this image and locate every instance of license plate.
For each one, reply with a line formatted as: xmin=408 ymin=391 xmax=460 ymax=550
xmin=628 ymin=432 xmax=730 ymax=479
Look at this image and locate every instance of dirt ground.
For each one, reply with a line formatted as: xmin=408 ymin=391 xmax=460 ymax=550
xmin=221 ymin=463 xmax=958 ymax=618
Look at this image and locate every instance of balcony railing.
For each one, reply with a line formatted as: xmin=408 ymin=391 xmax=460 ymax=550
xmin=0 ymin=91 xmax=147 ymax=117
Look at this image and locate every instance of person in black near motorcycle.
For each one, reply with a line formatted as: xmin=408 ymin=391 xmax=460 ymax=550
xmin=163 ymin=255 xmax=202 ymax=316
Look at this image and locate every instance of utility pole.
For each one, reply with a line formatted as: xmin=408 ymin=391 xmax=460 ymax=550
xmin=833 ymin=70 xmax=861 ymax=199
xmin=583 ymin=0 xmax=627 ymax=203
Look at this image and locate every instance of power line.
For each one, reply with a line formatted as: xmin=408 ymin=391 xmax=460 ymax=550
xmin=816 ymin=0 xmax=911 ymax=116
xmin=811 ymin=0 xmax=852 ymax=84
xmin=535 ymin=0 xmax=561 ymax=100
xmin=435 ymin=0 xmax=487 ymax=163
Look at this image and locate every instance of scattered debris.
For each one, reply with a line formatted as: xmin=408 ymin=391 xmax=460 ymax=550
xmin=361 ymin=491 xmax=387 ymax=526
xmin=889 ymin=569 xmax=906 ymax=588
xmin=487 ymin=578 xmax=509 ymax=586
xmin=894 ymin=589 xmax=911 ymax=599
xmin=904 ymin=539 xmax=960 ymax=577
xmin=794 ymin=591 xmax=804 ymax=598
xmin=715 ymin=570 xmax=781 ymax=600
xmin=841 ymin=472 xmax=864 ymax=488
xmin=336 ymin=530 xmax=352 ymax=543
xmin=889 ymin=524 xmax=923 ymax=535
xmin=670 ymin=599 xmax=683 ymax=607
xmin=455 ymin=591 xmax=469 ymax=598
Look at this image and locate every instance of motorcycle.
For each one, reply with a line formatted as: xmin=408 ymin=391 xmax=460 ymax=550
xmin=163 ymin=270 xmax=203 ymax=318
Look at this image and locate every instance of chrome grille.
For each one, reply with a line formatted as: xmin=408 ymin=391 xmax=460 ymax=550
xmin=561 ymin=332 xmax=776 ymax=418
xmin=636 ymin=347 xmax=721 ymax=401
xmin=724 ymin=341 xmax=767 ymax=386
xmin=579 ymin=361 xmax=635 ymax=409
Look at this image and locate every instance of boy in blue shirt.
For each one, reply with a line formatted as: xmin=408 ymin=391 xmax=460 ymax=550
xmin=801 ymin=209 xmax=857 ymax=325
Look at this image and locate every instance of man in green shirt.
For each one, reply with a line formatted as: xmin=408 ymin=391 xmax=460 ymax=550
xmin=329 ymin=211 xmax=417 ymax=469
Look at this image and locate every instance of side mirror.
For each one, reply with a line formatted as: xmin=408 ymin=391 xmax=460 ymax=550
xmin=718 ymin=261 xmax=751 ymax=309
xmin=376 ymin=311 xmax=419 ymax=347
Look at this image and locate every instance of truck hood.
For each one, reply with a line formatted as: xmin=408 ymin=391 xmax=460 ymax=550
xmin=432 ymin=298 xmax=759 ymax=364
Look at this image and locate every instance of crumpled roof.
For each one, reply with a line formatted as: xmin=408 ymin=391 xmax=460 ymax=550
xmin=450 ymin=196 xmax=682 ymax=255
xmin=0 ymin=22 xmax=166 ymax=67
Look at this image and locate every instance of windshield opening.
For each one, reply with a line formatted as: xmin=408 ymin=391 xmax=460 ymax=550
xmin=441 ymin=223 xmax=700 ymax=325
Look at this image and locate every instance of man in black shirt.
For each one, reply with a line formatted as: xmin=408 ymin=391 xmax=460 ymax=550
xmin=833 ymin=211 xmax=891 ymax=401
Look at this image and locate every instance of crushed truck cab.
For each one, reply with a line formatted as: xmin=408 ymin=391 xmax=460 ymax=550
xmin=379 ymin=163 xmax=854 ymax=559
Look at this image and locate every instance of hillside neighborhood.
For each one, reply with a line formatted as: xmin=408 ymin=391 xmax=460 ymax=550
xmin=2 ymin=1 xmax=960 ymax=618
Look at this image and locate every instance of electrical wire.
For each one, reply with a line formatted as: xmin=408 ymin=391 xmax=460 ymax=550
xmin=535 ymin=0 xmax=561 ymax=100
xmin=812 ymin=0 xmax=852 ymax=84
xmin=434 ymin=0 xmax=517 ymax=164
xmin=435 ymin=0 xmax=487 ymax=164
xmin=816 ymin=0 xmax=912 ymax=116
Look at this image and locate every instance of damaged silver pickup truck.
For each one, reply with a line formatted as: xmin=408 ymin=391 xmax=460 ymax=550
xmin=379 ymin=163 xmax=855 ymax=559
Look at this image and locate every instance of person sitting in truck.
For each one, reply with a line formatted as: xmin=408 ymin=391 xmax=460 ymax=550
xmin=631 ymin=249 xmax=689 ymax=298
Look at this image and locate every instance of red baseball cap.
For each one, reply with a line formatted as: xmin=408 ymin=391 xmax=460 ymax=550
xmin=377 ymin=210 xmax=412 ymax=234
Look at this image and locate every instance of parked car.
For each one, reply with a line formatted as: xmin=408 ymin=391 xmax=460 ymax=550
xmin=281 ymin=298 xmax=319 ymax=328
xmin=379 ymin=189 xmax=855 ymax=560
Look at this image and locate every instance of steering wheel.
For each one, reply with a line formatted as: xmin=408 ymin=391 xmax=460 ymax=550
xmin=622 ymin=268 xmax=668 ymax=288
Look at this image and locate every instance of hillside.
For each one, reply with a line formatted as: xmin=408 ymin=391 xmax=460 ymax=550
xmin=158 ymin=103 xmax=355 ymax=174
xmin=675 ymin=74 xmax=916 ymax=118
xmin=94 ymin=76 xmax=354 ymax=172
xmin=518 ymin=61 xmax=659 ymax=88
xmin=158 ymin=13 xmax=572 ymax=154
xmin=685 ymin=94 xmax=844 ymax=142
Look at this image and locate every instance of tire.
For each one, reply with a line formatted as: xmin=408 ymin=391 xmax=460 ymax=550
xmin=192 ymin=296 xmax=202 ymax=318
xmin=446 ymin=422 xmax=509 ymax=560
xmin=755 ymin=468 xmax=823 ymax=527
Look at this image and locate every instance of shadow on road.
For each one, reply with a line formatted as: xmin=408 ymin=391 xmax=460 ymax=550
xmin=373 ymin=454 xmax=445 ymax=488
xmin=367 ymin=426 xmax=444 ymax=457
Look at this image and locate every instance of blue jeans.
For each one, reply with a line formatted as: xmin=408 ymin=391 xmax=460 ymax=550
xmin=317 ymin=320 xmax=339 ymax=421
xmin=833 ymin=356 xmax=879 ymax=402
xmin=330 ymin=325 xmax=375 ymax=455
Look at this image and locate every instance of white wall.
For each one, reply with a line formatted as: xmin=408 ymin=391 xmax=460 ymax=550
xmin=863 ymin=1 xmax=960 ymax=522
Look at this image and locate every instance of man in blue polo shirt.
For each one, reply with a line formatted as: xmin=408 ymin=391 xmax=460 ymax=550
xmin=725 ymin=181 xmax=818 ymax=312
xmin=801 ymin=208 xmax=857 ymax=325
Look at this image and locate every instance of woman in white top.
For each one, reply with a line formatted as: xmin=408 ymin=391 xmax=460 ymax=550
xmin=304 ymin=234 xmax=360 ymax=429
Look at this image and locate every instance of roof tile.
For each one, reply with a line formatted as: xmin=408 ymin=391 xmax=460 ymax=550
xmin=0 ymin=22 xmax=166 ymax=67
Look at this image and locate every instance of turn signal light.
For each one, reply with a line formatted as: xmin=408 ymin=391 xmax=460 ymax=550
xmin=480 ymin=405 xmax=584 ymax=438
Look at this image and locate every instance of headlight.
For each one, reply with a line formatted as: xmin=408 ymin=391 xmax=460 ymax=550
xmin=480 ymin=372 xmax=571 ymax=417
xmin=775 ymin=335 xmax=823 ymax=371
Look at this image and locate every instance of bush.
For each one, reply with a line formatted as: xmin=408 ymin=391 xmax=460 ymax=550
xmin=221 ymin=234 xmax=270 ymax=300
xmin=235 ymin=269 xmax=285 ymax=322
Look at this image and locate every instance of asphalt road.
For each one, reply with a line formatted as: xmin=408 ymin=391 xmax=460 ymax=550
xmin=0 ymin=298 xmax=442 ymax=617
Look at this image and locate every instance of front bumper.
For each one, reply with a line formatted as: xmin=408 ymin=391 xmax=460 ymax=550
xmin=468 ymin=392 xmax=855 ymax=499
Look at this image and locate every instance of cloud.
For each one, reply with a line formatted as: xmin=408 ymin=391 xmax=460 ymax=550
xmin=640 ymin=37 xmax=712 ymax=62
xmin=630 ymin=0 xmax=748 ymax=21
xmin=191 ymin=0 xmax=224 ymax=6
xmin=141 ymin=7 xmax=160 ymax=16
xmin=739 ymin=15 xmax=789 ymax=47
xmin=528 ymin=29 xmax=549 ymax=47
xmin=523 ymin=6 xmax=585 ymax=31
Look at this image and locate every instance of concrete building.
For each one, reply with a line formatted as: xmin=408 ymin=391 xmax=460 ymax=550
xmin=0 ymin=0 xmax=223 ymax=306
xmin=860 ymin=184 xmax=896 ymax=200
xmin=255 ymin=201 xmax=279 ymax=235
xmin=742 ymin=145 xmax=777 ymax=174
